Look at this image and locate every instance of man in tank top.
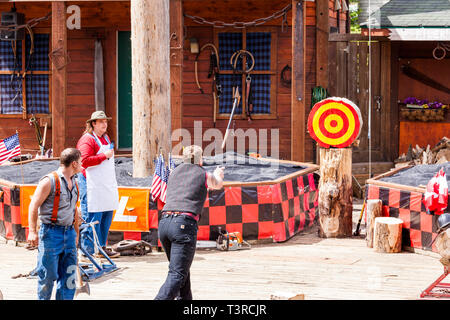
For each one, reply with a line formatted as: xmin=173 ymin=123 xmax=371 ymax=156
xmin=27 ymin=148 xmax=82 ymax=300
xmin=155 ymin=145 xmax=224 ymax=300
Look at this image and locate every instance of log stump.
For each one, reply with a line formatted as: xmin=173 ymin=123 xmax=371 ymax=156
xmin=318 ymin=148 xmax=353 ymax=238
xmin=373 ymin=217 xmax=403 ymax=253
xmin=434 ymin=229 xmax=450 ymax=267
xmin=365 ymin=199 xmax=382 ymax=248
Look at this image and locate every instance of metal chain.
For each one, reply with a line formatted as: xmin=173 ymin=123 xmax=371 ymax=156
xmin=184 ymin=3 xmax=292 ymax=29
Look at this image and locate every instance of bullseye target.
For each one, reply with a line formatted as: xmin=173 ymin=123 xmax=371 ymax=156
xmin=307 ymin=97 xmax=362 ymax=148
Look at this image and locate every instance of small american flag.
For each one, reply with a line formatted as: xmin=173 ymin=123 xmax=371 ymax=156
xmin=0 ymin=133 xmax=21 ymax=165
xmin=160 ymin=164 xmax=170 ymax=204
xmin=150 ymin=154 xmax=163 ymax=202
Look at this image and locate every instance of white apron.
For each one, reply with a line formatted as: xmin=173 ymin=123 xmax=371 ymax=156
xmin=86 ymin=132 xmax=119 ymax=212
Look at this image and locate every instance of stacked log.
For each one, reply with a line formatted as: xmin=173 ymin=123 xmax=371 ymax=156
xmin=395 ymin=137 xmax=450 ymax=167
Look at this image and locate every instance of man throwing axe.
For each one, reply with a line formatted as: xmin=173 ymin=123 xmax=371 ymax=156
xmin=155 ymin=145 xmax=224 ymax=300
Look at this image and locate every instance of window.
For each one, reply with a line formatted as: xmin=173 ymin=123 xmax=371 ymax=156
xmin=214 ymin=27 xmax=277 ymax=120
xmin=0 ymin=32 xmax=50 ymax=117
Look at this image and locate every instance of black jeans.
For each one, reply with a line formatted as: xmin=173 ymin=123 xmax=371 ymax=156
xmin=155 ymin=214 xmax=198 ymax=300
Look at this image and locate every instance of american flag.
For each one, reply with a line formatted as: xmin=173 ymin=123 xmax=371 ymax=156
xmin=160 ymin=164 xmax=170 ymax=204
xmin=0 ymin=133 xmax=21 ymax=165
xmin=150 ymin=154 xmax=163 ymax=202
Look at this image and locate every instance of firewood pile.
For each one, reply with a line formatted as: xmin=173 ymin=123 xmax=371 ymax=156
xmin=395 ymin=137 xmax=450 ymax=166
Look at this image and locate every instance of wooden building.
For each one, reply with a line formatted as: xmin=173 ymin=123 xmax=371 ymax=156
xmin=0 ymin=0 xmax=349 ymax=165
xmin=355 ymin=0 xmax=450 ymax=159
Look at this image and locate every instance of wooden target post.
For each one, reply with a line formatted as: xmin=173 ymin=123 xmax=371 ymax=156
xmin=308 ymin=97 xmax=362 ymax=238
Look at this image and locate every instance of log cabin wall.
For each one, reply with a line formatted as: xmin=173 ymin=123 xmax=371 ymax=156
xmin=182 ymin=0 xmax=318 ymax=161
xmin=0 ymin=1 xmax=130 ymax=154
xmin=0 ymin=1 xmax=343 ymax=162
xmin=396 ymin=41 xmax=450 ymax=155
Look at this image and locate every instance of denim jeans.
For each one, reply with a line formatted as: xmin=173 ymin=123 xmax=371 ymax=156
xmin=36 ymin=223 xmax=77 ymax=300
xmin=76 ymin=173 xmax=114 ymax=254
xmin=155 ymin=214 xmax=198 ymax=300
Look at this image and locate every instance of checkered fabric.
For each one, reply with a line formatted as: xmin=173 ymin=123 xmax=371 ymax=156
xmin=366 ymin=184 xmax=450 ymax=252
xmin=218 ymin=32 xmax=242 ymax=71
xmin=106 ymin=172 xmax=319 ymax=246
xmin=248 ymin=74 xmax=271 ymax=114
xmin=0 ymin=40 xmax=22 ymax=71
xmin=0 ymin=186 xmax=26 ymax=242
xmin=0 ymin=74 xmax=23 ymax=114
xmin=219 ymin=74 xmax=242 ymax=114
xmin=26 ymin=74 xmax=49 ymax=114
xmin=25 ymin=34 xmax=49 ymax=71
xmin=246 ymin=32 xmax=271 ymax=71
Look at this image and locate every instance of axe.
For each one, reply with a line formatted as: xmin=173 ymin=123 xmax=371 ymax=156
xmin=75 ymin=259 xmax=90 ymax=297
xmin=221 ymin=87 xmax=241 ymax=150
xmin=353 ymin=200 xmax=366 ymax=236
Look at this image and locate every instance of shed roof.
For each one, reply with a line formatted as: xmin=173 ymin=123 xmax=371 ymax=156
xmin=358 ymin=0 xmax=450 ymax=28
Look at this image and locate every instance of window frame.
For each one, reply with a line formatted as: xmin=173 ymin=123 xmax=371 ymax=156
xmin=0 ymin=27 xmax=51 ymax=119
xmin=214 ymin=26 xmax=278 ymax=121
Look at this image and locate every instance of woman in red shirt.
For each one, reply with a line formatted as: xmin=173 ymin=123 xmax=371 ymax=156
xmin=76 ymin=111 xmax=119 ymax=258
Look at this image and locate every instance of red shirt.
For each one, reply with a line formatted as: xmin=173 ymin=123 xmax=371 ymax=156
xmin=76 ymin=133 xmax=110 ymax=177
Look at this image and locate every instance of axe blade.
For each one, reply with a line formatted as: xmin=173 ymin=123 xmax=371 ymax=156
xmin=75 ymin=282 xmax=90 ymax=297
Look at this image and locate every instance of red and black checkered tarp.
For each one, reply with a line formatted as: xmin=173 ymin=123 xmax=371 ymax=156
xmin=109 ymin=172 xmax=320 ymax=245
xmin=366 ymin=184 xmax=450 ymax=252
xmin=0 ymin=171 xmax=319 ymax=246
xmin=0 ymin=186 xmax=26 ymax=242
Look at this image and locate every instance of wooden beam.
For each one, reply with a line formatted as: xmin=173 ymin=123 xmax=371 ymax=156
xmin=170 ymin=0 xmax=183 ymax=150
xmin=51 ymin=1 xmax=67 ymax=157
xmin=131 ymin=0 xmax=171 ymax=177
xmin=315 ymin=0 xmax=328 ymax=88
xmin=291 ymin=0 xmax=306 ymax=162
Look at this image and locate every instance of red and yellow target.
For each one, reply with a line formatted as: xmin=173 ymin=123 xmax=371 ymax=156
xmin=308 ymin=97 xmax=362 ymax=148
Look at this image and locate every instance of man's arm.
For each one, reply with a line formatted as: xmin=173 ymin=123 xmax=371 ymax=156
xmin=74 ymin=206 xmax=80 ymax=247
xmin=27 ymin=177 xmax=51 ymax=246
xmin=77 ymin=135 xmax=107 ymax=169
xmin=207 ymin=167 xmax=224 ymax=190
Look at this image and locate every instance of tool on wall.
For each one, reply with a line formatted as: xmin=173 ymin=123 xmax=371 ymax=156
xmin=401 ymin=63 xmax=450 ymax=95
xmin=230 ymin=49 xmax=255 ymax=122
xmin=194 ymin=43 xmax=221 ymax=127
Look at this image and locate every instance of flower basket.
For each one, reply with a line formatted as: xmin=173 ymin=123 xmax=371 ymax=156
xmin=400 ymin=107 xmax=447 ymax=122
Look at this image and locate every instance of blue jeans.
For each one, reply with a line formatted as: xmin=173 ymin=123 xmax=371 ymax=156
xmin=155 ymin=214 xmax=198 ymax=300
xmin=36 ymin=223 xmax=77 ymax=300
xmin=77 ymin=173 xmax=114 ymax=255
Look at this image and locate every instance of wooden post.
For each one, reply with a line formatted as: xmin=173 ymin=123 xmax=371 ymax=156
xmin=318 ymin=147 xmax=353 ymax=237
xmin=291 ymin=0 xmax=305 ymax=162
xmin=51 ymin=2 xmax=67 ymax=157
xmin=373 ymin=217 xmax=403 ymax=253
xmin=131 ymin=0 xmax=171 ymax=177
xmin=315 ymin=0 xmax=329 ymax=89
xmin=170 ymin=0 xmax=183 ymax=150
xmin=365 ymin=199 xmax=382 ymax=248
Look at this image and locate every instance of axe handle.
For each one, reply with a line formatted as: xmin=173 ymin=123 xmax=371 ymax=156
xmin=221 ymin=93 xmax=240 ymax=150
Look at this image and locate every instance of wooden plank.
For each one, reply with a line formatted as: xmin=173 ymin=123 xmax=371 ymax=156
xmin=327 ymin=41 xmax=337 ymax=96
xmin=336 ymin=41 xmax=347 ymax=97
xmin=170 ymin=0 xmax=183 ymax=142
xmin=329 ymin=33 xmax=389 ymax=42
xmin=315 ymin=0 xmax=328 ymax=88
xmin=51 ymin=2 xmax=67 ymax=156
xmin=291 ymin=0 xmax=305 ymax=162
xmin=380 ymin=41 xmax=391 ymax=161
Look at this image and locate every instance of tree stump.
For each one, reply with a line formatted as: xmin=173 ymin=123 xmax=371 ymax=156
xmin=373 ymin=217 xmax=403 ymax=253
xmin=365 ymin=199 xmax=382 ymax=248
xmin=318 ymin=148 xmax=353 ymax=238
xmin=434 ymin=229 xmax=450 ymax=267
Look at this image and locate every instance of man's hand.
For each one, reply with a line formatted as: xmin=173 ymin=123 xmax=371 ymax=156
xmin=214 ymin=166 xmax=225 ymax=180
xmin=27 ymin=229 xmax=38 ymax=247
xmin=104 ymin=149 xmax=114 ymax=159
